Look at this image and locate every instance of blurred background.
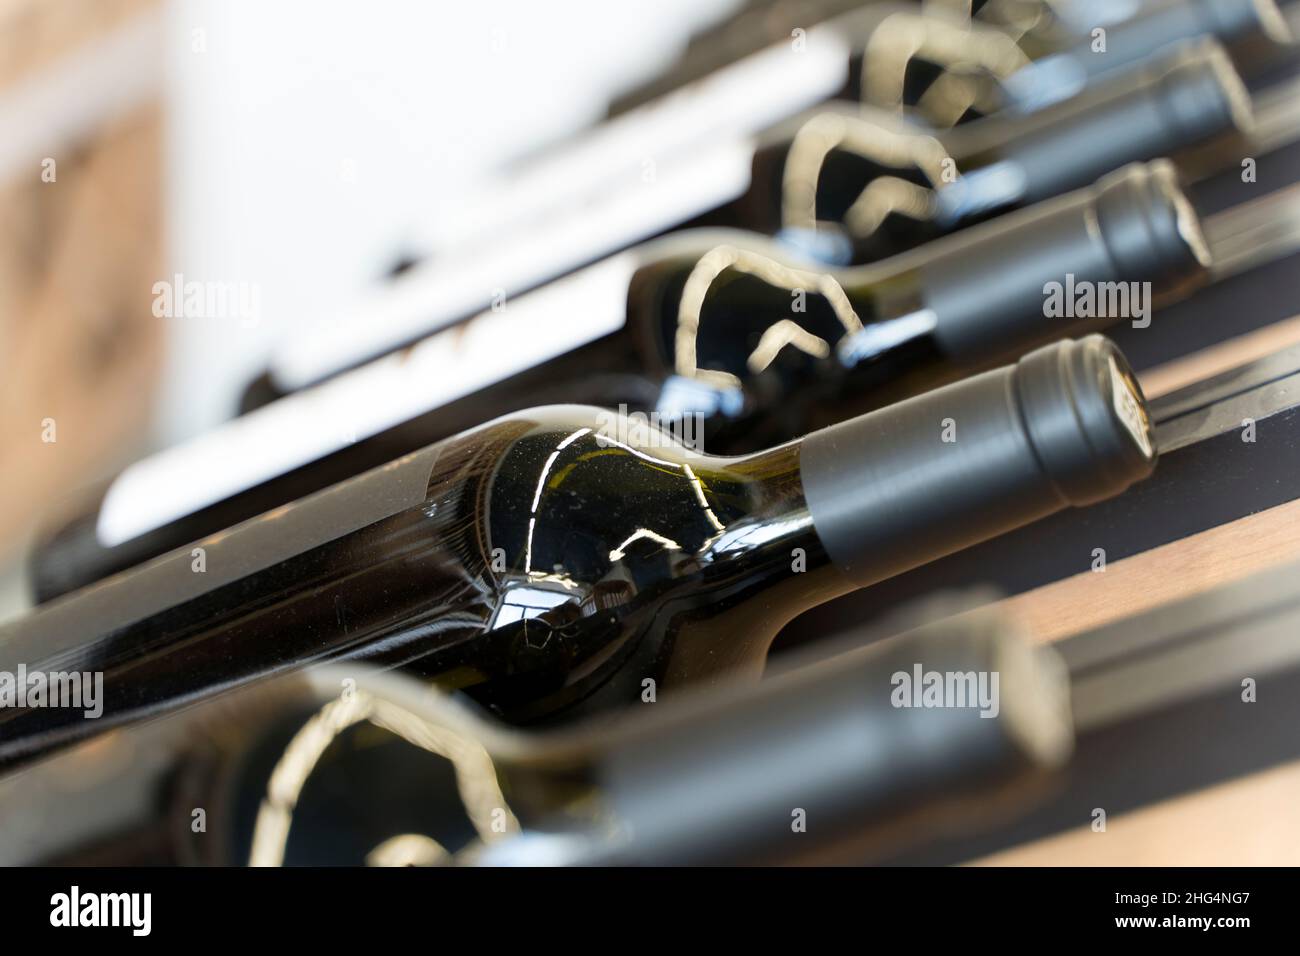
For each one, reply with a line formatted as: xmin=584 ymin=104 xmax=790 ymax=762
xmin=0 ymin=0 xmax=740 ymax=615
xmin=5 ymin=0 xmax=1300 ymax=869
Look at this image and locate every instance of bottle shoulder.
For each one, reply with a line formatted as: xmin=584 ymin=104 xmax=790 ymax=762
xmin=424 ymin=406 xmax=812 ymax=719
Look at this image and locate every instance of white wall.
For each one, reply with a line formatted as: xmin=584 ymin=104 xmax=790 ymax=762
xmin=159 ymin=0 xmax=736 ymax=441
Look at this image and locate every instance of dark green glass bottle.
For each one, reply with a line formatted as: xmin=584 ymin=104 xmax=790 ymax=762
xmin=1 ymin=336 xmax=1154 ymax=768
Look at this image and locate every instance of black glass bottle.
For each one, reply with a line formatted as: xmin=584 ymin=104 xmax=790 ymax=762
xmin=0 ymin=608 xmax=1071 ymax=866
xmin=747 ymin=37 xmax=1247 ymax=263
xmin=247 ymin=35 xmax=1244 ymax=404
xmin=1 ymin=336 xmax=1155 ymax=768
xmin=29 ymin=161 xmax=1204 ymax=601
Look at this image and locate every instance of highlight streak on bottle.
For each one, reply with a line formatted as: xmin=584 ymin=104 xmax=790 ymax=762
xmin=526 ymin=430 xmax=723 ymax=571
xmin=365 ymin=833 xmax=449 ymax=867
xmin=861 ymin=11 xmax=1030 ymax=122
xmin=681 ymin=463 xmax=726 ymax=533
xmin=675 ymin=245 xmax=862 ymax=384
xmin=780 ymin=111 xmax=950 ymax=235
xmin=748 ymin=319 xmax=832 ymax=374
xmin=609 ymin=529 xmax=683 ymax=562
xmin=250 ymin=691 xmax=517 ymax=867
xmin=525 ymin=428 xmax=591 ymax=573
xmin=592 ymin=433 xmax=724 ymax=531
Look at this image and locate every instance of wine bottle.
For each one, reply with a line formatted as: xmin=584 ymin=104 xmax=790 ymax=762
xmin=382 ymin=0 xmax=1288 ymax=370
xmin=768 ymin=37 xmax=1249 ymax=264
xmin=31 ymin=161 xmax=1204 ymax=599
xmin=0 ymin=606 xmax=1071 ymax=866
xmin=642 ymin=159 xmax=1209 ymax=445
xmin=0 ymin=336 xmax=1154 ymax=768
xmin=261 ymin=36 xmax=1249 ymax=399
xmin=609 ymin=0 xmax=1289 ymax=119
xmin=402 ymin=0 xmax=1287 ymax=319
xmin=1001 ymin=0 xmax=1293 ymax=113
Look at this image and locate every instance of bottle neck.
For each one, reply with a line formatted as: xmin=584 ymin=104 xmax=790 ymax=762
xmin=796 ymin=337 xmax=1157 ymax=588
xmin=648 ymin=239 xmax=931 ymax=431
xmin=938 ymin=39 xmax=1246 ymax=220
xmin=0 ymin=336 xmax=1155 ymax=766
xmin=835 ymin=161 xmax=1209 ymax=373
xmin=662 ymin=162 xmax=1206 ymax=443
